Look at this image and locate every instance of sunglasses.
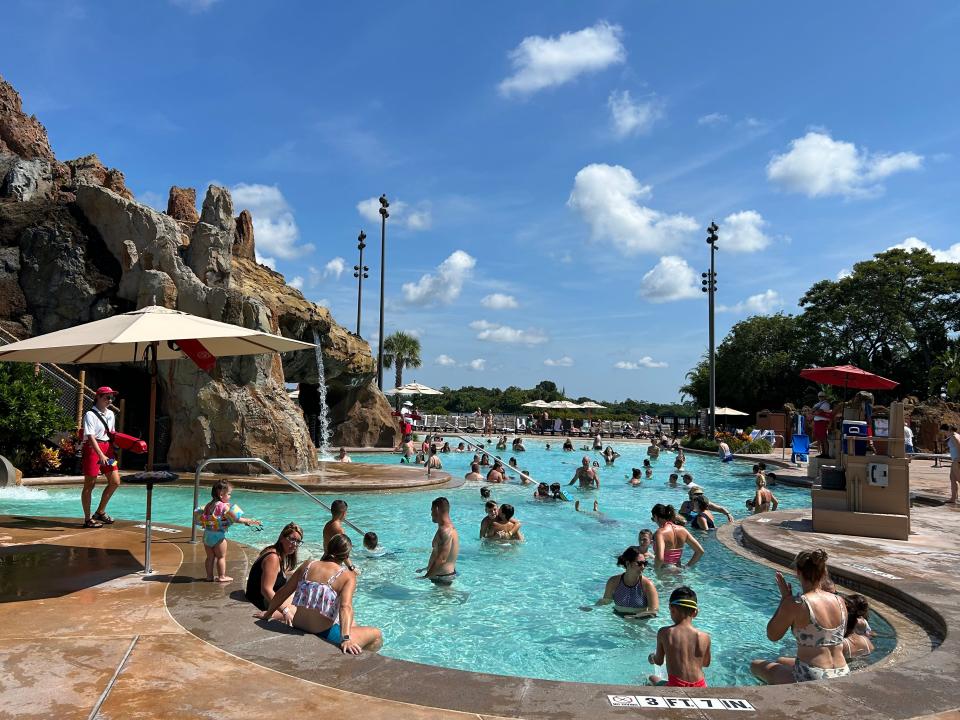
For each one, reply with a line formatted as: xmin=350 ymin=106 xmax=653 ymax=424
xmin=285 ymin=536 xmax=303 ymax=546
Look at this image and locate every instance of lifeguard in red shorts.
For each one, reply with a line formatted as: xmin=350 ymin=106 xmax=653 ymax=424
xmin=80 ymin=386 xmax=121 ymax=528
xmin=811 ymin=391 xmax=834 ymax=458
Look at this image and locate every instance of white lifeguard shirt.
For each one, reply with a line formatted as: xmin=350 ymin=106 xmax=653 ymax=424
xmin=83 ymin=407 xmax=115 ymax=442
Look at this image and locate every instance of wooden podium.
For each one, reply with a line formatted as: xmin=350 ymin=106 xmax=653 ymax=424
xmin=811 ymin=401 xmax=910 ymax=541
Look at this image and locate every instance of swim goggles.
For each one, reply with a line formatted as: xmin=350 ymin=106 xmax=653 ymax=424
xmin=670 ymin=599 xmax=699 ymax=610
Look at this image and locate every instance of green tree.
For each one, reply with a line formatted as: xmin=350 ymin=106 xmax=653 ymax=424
xmin=0 ymin=364 xmax=72 ymax=469
xmin=382 ymin=331 xmax=422 ymax=390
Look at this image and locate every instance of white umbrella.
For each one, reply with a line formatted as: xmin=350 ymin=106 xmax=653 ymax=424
xmin=0 ymin=305 xmax=314 ymax=468
xmin=385 ymin=381 xmax=443 ymax=396
xmin=578 ymin=401 xmax=607 ymax=410
xmin=521 ymin=399 xmax=551 ymax=408
xmin=546 ymin=400 xmax=582 ymax=410
xmin=713 ymin=406 xmax=748 ymax=416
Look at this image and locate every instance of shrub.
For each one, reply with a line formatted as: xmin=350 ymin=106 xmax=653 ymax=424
xmin=0 ymin=364 xmax=72 ymax=472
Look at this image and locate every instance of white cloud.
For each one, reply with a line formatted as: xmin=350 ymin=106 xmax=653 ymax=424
xmin=544 ymin=356 xmax=574 ymax=367
xmin=256 ymin=253 xmax=276 ymax=269
xmin=470 ymin=320 xmax=548 ymax=345
xmin=230 ymin=183 xmax=313 ymax=259
xmin=498 ymin=21 xmax=625 ymax=96
xmin=569 ymin=164 xmax=697 ymax=255
xmin=324 ymin=257 xmax=346 ymax=279
xmin=288 ymin=276 xmax=304 ymax=290
xmin=698 ymin=113 xmax=728 ymax=126
xmin=721 ymin=210 xmax=772 ymax=253
xmin=608 ymin=91 xmax=663 ymax=137
xmin=767 ymin=131 xmax=923 ymax=198
xmin=638 ymin=256 xmax=700 ymax=302
xmin=836 ymin=268 xmax=851 ymax=280
xmin=436 ymin=354 xmax=457 ymax=366
xmin=887 ymin=236 xmax=960 ymax=263
xmin=402 ymin=250 xmax=476 ymax=305
xmin=718 ymin=289 xmax=783 ymax=315
xmin=357 ymin=197 xmax=432 ymax=231
xmin=467 ymin=358 xmax=486 ymax=371
xmin=169 ymin=0 xmax=219 ymax=13
xmin=615 ymin=357 xmax=668 ymax=370
xmin=137 ymin=190 xmax=166 ymax=211
xmin=480 ymin=293 xmax=518 ymax=310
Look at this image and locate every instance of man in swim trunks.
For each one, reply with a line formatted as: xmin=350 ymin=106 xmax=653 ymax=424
xmin=464 ymin=462 xmax=484 ymax=482
xmin=418 ymin=496 xmax=459 ymax=584
xmin=568 ymin=456 xmax=600 ymax=489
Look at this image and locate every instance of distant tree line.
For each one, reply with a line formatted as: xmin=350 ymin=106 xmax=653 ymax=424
xmin=680 ymin=248 xmax=960 ymax=415
xmin=413 ymin=380 xmax=696 ymax=420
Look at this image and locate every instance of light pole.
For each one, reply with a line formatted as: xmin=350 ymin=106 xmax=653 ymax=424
xmin=702 ymin=222 xmax=719 ymax=439
xmin=353 ymin=230 xmax=368 ymax=337
xmin=376 ymin=194 xmax=389 ymax=391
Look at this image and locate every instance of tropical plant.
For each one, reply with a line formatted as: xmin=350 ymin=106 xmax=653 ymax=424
xmin=382 ymin=331 xmax=423 ymax=391
xmin=0 ymin=363 xmax=72 ymax=471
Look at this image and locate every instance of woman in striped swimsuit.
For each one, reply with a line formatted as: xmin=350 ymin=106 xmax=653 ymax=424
xmin=651 ymin=504 xmax=704 ymax=574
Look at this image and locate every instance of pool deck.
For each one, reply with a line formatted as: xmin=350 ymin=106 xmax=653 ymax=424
xmin=2 ymin=449 xmax=960 ymax=719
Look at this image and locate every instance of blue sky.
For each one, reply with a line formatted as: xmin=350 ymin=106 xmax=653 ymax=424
xmin=4 ymin=1 xmax=959 ymax=402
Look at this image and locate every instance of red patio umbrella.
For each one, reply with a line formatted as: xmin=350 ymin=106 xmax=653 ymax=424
xmin=799 ymin=364 xmax=898 ymax=391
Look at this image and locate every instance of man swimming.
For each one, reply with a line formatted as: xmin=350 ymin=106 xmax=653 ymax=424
xmin=418 ymin=497 xmax=459 ymax=585
xmin=568 ymin=456 xmax=600 ymax=489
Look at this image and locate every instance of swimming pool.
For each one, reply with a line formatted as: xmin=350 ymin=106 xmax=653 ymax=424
xmin=0 ymin=439 xmax=894 ymax=686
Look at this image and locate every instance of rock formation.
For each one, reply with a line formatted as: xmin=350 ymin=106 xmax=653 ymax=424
xmin=0 ymin=73 xmax=397 ymax=468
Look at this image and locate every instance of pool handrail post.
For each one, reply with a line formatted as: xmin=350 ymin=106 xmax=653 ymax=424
xmin=190 ymin=457 xmax=366 ymax=544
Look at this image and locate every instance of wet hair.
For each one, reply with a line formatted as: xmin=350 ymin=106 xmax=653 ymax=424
xmin=758 ymin=462 xmax=767 ymax=470
xmin=631 ymin=468 xmax=642 ymax=478
xmin=211 ymin=479 xmax=231 ymax=501
xmin=669 ymin=586 xmax=698 ymax=618
xmin=549 ymin=482 xmax=561 ymax=491
xmin=499 ymin=503 xmax=515 ymax=521
xmin=363 ymin=531 xmax=378 ymax=550
xmin=669 ymin=473 xmax=679 ymax=481
xmin=271 ymin=522 xmax=303 ymax=571
xmin=795 ymin=548 xmax=829 ymax=584
xmin=755 ymin=473 xmax=767 ymax=488
xmin=752 ymin=464 xmax=761 ymax=473
xmin=537 ymin=482 xmax=549 ymax=494
xmin=470 ymin=462 xmax=480 ymax=473
xmin=432 ymin=496 xmax=450 ymax=515
xmin=682 ymin=473 xmax=694 ymax=482
xmin=616 ymin=545 xmax=647 ymax=569
xmin=637 ymin=528 xmax=653 ymax=544
xmin=322 ymin=533 xmax=352 ymax=563
xmin=330 ymin=499 xmax=348 ymax=517
xmin=480 ymin=486 xmax=491 ymax=498
xmin=844 ymin=593 xmax=870 ymax=637
xmin=485 ymin=500 xmax=498 ymax=511
xmin=643 ymin=459 xmax=651 ymax=467
xmin=651 ymin=503 xmax=677 ymax=522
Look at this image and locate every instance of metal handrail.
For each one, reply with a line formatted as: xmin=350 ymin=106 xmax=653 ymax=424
xmin=190 ymin=457 xmax=366 ymax=544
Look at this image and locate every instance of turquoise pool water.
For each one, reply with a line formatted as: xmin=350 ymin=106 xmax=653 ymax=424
xmin=1 ymin=439 xmax=894 ymax=686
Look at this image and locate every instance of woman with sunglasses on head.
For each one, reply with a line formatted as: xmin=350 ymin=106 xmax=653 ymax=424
xmin=246 ymin=522 xmax=304 ymax=619
xmin=596 ymin=546 xmax=659 ymax=619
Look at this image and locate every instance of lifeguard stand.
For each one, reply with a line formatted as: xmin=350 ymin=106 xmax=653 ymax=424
xmin=811 ymin=401 xmax=910 ymax=541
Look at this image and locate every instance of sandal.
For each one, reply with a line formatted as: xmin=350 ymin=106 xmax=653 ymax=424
xmin=92 ymin=511 xmax=115 ymax=524
xmin=83 ymin=518 xmax=103 ymax=529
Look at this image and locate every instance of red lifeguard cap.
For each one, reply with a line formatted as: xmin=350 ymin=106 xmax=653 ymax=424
xmin=95 ymin=386 xmax=117 ymax=396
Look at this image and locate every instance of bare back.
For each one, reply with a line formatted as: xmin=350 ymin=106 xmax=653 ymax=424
xmin=659 ymin=622 xmax=711 ymax=683
xmin=431 ymin=522 xmax=459 ymax=575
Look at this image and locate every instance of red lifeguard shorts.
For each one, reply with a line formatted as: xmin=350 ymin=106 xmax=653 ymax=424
xmin=81 ymin=441 xmax=117 ymax=478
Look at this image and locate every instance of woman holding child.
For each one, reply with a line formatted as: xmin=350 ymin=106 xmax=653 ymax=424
xmin=750 ymin=549 xmax=849 ymax=683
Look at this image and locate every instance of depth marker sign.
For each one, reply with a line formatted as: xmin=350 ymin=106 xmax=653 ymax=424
xmin=608 ymin=695 xmax=756 ymax=711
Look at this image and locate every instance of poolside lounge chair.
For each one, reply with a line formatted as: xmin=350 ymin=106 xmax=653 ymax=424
xmin=791 ymin=434 xmax=810 ymax=464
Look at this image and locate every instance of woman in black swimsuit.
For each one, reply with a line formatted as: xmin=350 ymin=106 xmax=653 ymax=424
xmin=246 ymin=522 xmax=303 ymax=617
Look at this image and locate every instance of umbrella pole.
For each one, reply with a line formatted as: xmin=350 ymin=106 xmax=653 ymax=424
xmin=147 ymin=341 xmax=158 ymax=471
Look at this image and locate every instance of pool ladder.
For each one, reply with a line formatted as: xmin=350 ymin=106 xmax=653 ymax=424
xmin=190 ymin=457 xmax=366 ymax=544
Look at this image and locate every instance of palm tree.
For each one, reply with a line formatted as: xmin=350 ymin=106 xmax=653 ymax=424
xmin=382 ymin=331 xmax=422 ymax=391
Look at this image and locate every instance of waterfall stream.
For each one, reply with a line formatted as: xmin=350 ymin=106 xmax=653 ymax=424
xmin=312 ymin=328 xmax=332 ymax=460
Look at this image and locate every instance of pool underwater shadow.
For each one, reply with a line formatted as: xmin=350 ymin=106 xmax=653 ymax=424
xmin=0 ymin=543 xmax=142 ymax=602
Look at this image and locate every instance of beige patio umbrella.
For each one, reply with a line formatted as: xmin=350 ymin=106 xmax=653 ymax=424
xmin=577 ymin=400 xmax=606 ymax=421
xmin=521 ymin=399 xmax=551 ymax=408
xmin=546 ymin=400 xmax=583 ymax=410
xmin=384 ymin=381 xmax=443 ymax=396
xmin=713 ymin=407 xmax=748 ymax=417
xmin=0 ymin=305 xmax=314 ymax=469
